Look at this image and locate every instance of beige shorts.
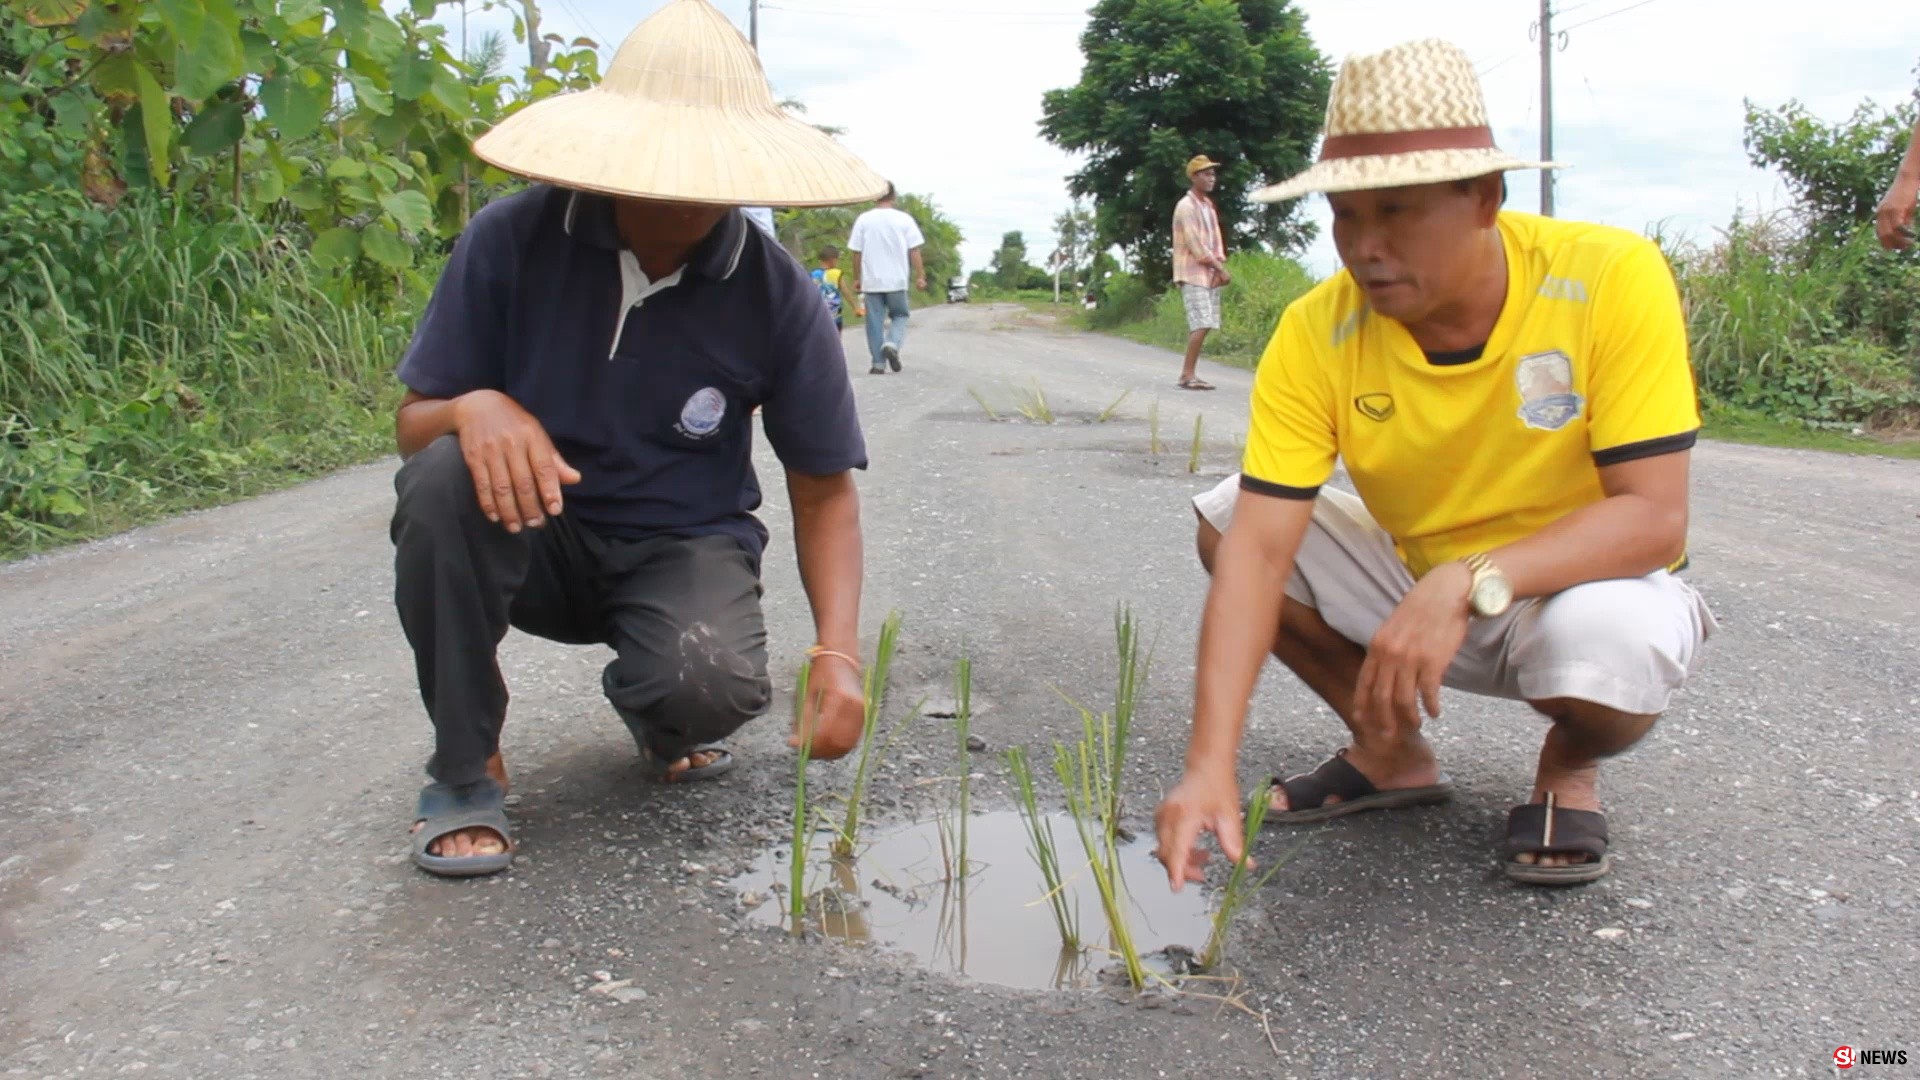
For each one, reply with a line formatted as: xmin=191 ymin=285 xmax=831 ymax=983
xmin=1192 ymin=474 xmax=1717 ymax=715
xmin=1180 ymin=284 xmax=1222 ymax=331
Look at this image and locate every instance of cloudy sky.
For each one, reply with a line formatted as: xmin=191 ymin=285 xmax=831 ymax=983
xmin=452 ymin=0 xmax=1920 ymax=276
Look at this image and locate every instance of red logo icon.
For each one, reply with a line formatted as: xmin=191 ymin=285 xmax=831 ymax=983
xmin=1836 ymin=1046 xmax=1856 ymax=1069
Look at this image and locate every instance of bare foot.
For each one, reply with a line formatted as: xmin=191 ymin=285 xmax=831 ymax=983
xmin=1513 ymin=728 xmax=1601 ymax=869
xmin=661 ymin=747 xmax=726 ymax=780
xmin=1269 ymin=737 xmax=1443 ymax=812
xmin=410 ymin=753 xmax=511 ymax=858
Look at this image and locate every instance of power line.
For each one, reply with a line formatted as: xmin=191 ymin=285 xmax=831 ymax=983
xmin=762 ymin=2 xmax=1085 ymax=23
xmin=1478 ymin=50 xmax=1525 ymax=77
xmin=764 ymin=0 xmax=1086 ymax=13
xmin=548 ymin=0 xmax=609 ymax=49
xmin=1529 ymin=0 xmax=1660 ymax=217
xmin=1560 ymin=0 xmax=1660 ymax=34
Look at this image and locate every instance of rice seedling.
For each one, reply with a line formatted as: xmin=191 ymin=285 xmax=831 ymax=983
xmin=1199 ymin=781 xmax=1301 ymax=971
xmin=833 ymin=610 xmax=905 ymax=858
xmin=1054 ymin=729 xmax=1145 ymax=989
xmin=1106 ymin=605 xmax=1148 ymax=825
xmin=953 ymin=650 xmax=974 ymax=879
xmin=788 ymin=661 xmax=818 ymax=932
xmin=967 ymin=386 xmax=999 ymax=420
xmin=1097 ymin=388 xmax=1131 ymax=423
xmin=1007 ymin=746 xmax=1079 ymax=950
xmin=934 ymin=649 xmax=976 ymax=882
xmin=1148 ymin=399 xmax=1162 ymax=458
xmin=1045 ymin=607 xmax=1154 ymax=989
xmin=1015 ymin=379 xmax=1056 ymax=424
xmin=1188 ymin=413 xmax=1204 ymax=473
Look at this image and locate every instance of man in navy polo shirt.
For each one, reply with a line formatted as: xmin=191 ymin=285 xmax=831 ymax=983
xmin=388 ymin=0 xmax=889 ymax=877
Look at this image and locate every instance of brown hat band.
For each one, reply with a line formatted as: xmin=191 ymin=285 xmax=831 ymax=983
xmin=1319 ymin=125 xmax=1496 ymax=162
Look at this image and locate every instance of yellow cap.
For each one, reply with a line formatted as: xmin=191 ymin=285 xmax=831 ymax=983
xmin=1185 ymin=154 xmax=1223 ymax=178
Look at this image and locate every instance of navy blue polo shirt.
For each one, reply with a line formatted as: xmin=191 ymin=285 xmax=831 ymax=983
xmin=396 ymin=185 xmax=867 ymax=562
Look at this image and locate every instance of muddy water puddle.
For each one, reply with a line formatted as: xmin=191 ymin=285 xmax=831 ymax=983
xmin=728 ymin=810 xmax=1216 ymax=990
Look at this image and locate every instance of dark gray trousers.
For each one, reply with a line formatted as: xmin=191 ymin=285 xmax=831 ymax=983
xmin=390 ymin=436 xmax=772 ymax=786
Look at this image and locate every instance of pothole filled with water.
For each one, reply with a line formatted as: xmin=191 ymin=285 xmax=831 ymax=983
xmin=727 ymin=810 xmax=1217 ymax=990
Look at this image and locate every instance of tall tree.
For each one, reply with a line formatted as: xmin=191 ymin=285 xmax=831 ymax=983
xmin=990 ymin=230 xmax=1031 ymax=289
xmin=1039 ymin=0 xmax=1331 ymax=288
xmin=1052 ymin=198 xmax=1096 ymax=283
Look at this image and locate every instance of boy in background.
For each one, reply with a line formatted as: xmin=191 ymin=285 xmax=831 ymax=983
xmin=811 ymin=246 xmax=850 ymax=330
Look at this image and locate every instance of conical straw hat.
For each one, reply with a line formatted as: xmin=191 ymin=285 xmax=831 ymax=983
xmin=1253 ymin=38 xmax=1560 ymax=204
xmin=473 ymin=0 xmax=888 ymax=206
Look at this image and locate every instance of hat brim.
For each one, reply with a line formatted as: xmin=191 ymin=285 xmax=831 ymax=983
xmin=1252 ymin=148 xmax=1562 ymax=204
xmin=473 ymin=90 xmax=890 ymax=207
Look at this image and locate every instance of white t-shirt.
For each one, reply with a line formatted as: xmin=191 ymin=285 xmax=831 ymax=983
xmin=742 ymin=207 xmax=777 ymax=238
xmin=847 ymin=207 xmax=925 ymax=294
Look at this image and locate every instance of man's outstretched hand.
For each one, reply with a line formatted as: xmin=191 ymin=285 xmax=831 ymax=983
xmin=790 ymin=655 xmax=865 ymax=760
xmin=1876 ymin=180 xmax=1916 ymax=251
xmin=1153 ymin=767 xmax=1246 ymax=891
xmin=454 ymin=389 xmax=581 ymax=532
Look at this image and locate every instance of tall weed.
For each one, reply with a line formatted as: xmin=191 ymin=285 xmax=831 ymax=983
xmin=0 ymin=196 xmax=423 ymax=555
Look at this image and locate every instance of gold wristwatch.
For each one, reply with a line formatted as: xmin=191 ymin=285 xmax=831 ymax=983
xmin=1462 ymin=552 xmax=1513 ymax=618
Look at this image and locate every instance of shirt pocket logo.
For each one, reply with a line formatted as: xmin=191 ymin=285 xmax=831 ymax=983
xmin=675 ymin=387 xmax=728 ymax=439
xmin=1355 ymin=393 xmax=1395 ymax=422
xmin=1515 ymin=349 xmax=1585 ymax=431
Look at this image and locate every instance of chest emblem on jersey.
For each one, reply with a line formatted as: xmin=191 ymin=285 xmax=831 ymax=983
xmin=1515 ymin=350 xmax=1584 ymax=431
xmin=676 ymin=387 xmax=728 ymax=439
xmin=1355 ymin=393 xmax=1395 ymax=421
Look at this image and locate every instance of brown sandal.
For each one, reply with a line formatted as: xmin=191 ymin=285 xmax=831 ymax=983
xmin=1504 ymin=791 xmax=1611 ymax=885
xmin=1176 ymin=376 xmax=1216 ymax=391
xmin=1267 ymin=749 xmax=1455 ymax=824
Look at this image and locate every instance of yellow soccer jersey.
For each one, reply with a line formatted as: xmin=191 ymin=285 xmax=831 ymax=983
xmin=1241 ymin=211 xmax=1700 ymax=578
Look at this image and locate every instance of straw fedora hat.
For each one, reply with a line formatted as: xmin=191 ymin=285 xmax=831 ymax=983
xmin=473 ymin=0 xmax=888 ymax=207
xmin=1253 ymin=38 xmax=1560 ymax=204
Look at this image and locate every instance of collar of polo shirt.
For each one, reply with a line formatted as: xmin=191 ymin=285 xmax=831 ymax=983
xmin=562 ymin=191 xmax=750 ymax=281
xmin=565 ymin=190 xmax=754 ymax=357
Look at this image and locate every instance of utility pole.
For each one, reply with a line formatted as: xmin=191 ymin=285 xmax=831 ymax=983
xmin=749 ymin=0 xmax=758 ymax=48
xmin=1537 ymin=0 xmax=1554 ymax=216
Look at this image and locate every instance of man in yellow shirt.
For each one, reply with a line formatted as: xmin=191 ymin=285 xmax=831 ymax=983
xmin=1155 ymin=39 xmax=1715 ymax=887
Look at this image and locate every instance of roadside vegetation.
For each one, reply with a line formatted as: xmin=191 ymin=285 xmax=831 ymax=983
xmin=0 ymin=2 xmax=957 ymax=560
xmin=1035 ymin=94 xmax=1920 ymax=458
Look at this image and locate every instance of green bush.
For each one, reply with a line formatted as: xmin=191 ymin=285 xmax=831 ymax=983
xmin=0 ymin=188 xmax=119 ymax=326
xmin=1089 ymin=251 xmax=1316 ymax=365
xmin=1086 ymin=272 xmax=1157 ymax=329
xmin=1666 ymin=215 xmax=1920 ymax=428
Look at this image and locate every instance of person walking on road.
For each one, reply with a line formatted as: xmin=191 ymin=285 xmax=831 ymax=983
xmin=812 ymin=245 xmax=850 ymax=331
xmin=387 ymin=0 xmax=886 ymax=878
xmin=1156 ymin=39 xmax=1716 ymax=891
xmin=1876 ymin=105 xmax=1920 ymax=250
xmin=1172 ymin=154 xmax=1229 ymax=391
xmin=848 ymin=184 xmax=926 ymax=374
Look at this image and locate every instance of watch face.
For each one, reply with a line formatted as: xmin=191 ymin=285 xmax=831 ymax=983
xmin=1473 ymin=575 xmax=1513 ymax=616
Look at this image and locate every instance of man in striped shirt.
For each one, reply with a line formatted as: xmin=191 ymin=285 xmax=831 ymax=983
xmin=1171 ymin=154 xmax=1230 ymax=391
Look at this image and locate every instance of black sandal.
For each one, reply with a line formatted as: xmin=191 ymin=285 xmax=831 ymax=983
xmin=1268 ymin=748 xmax=1454 ymax=824
xmin=1504 ymin=791 xmax=1611 ymax=885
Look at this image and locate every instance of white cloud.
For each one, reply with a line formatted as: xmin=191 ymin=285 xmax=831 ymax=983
xmin=456 ymin=0 xmax=1920 ymax=278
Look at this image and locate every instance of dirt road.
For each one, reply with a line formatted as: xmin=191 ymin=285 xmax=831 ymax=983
xmin=4 ymin=304 xmax=1916 ymax=1078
